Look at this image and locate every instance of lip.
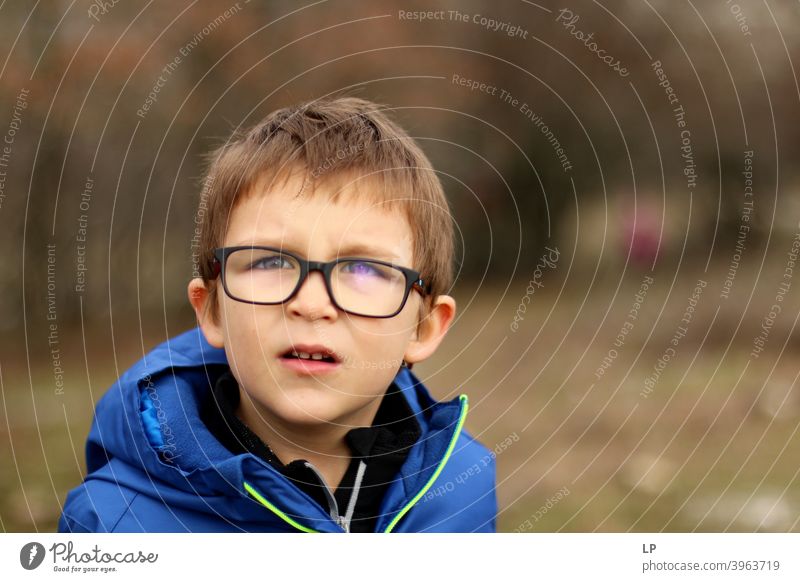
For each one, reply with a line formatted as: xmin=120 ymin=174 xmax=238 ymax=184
xmin=277 ymin=342 xmax=342 ymax=375
xmin=278 ymin=357 xmax=342 ymax=375
xmin=281 ymin=343 xmax=340 ymax=360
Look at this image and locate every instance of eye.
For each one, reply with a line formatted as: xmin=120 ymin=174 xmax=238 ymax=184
xmin=251 ymin=254 xmax=293 ymax=270
xmin=341 ymin=260 xmax=387 ymax=278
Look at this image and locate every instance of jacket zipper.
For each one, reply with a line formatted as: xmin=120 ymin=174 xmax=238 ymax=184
xmin=302 ymin=461 xmax=349 ymax=532
xmin=301 ymin=459 xmax=368 ymax=532
xmin=244 ymin=394 xmax=468 ymax=533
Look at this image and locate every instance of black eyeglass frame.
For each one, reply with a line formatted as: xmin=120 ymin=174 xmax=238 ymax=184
xmin=211 ymin=245 xmax=429 ymax=319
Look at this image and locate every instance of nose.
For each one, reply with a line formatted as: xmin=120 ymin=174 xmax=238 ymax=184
xmin=285 ymin=270 xmax=338 ymax=320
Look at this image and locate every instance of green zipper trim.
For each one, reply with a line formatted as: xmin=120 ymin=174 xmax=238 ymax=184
xmin=243 ymin=481 xmax=319 ymax=533
xmin=243 ymin=393 xmax=469 ymax=534
xmin=383 ymin=393 xmax=469 ymax=533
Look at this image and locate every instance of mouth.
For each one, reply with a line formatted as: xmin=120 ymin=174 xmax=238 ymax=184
xmin=277 ymin=343 xmax=342 ymax=374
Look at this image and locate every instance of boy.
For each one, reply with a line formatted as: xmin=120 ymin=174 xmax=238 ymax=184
xmin=59 ymin=97 xmax=497 ymax=532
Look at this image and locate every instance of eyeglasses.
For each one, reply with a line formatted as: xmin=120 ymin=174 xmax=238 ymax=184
xmin=212 ymin=246 xmax=429 ymax=318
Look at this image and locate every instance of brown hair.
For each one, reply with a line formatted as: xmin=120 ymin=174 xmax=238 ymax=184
xmin=195 ymin=96 xmax=454 ymax=326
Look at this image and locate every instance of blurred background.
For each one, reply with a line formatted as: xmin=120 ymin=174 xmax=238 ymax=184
xmin=1 ymin=0 xmax=800 ymax=532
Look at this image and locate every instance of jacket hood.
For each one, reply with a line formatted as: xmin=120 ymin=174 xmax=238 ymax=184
xmin=84 ymin=326 xmax=469 ymax=532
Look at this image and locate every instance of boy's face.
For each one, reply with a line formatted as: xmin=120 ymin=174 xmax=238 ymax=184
xmin=188 ymin=173 xmax=455 ymax=428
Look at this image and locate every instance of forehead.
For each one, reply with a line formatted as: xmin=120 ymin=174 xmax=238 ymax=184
xmin=225 ymin=172 xmax=415 ymax=264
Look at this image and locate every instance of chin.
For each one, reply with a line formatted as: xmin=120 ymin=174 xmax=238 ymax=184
xmin=271 ymin=393 xmax=351 ymax=426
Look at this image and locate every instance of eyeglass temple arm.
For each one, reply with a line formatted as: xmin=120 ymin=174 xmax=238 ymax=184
xmin=404 ymin=277 xmax=427 ymax=373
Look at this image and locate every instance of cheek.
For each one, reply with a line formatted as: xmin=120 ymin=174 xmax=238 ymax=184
xmin=351 ymin=312 xmax=417 ymax=359
xmin=220 ymin=303 xmax=274 ymax=360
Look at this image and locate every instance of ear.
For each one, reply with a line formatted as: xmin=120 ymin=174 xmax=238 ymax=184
xmin=403 ymin=295 xmax=456 ymax=365
xmin=187 ymin=278 xmax=225 ymax=348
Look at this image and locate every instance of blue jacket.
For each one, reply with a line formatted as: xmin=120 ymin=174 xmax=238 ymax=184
xmin=58 ymin=326 xmax=497 ymax=532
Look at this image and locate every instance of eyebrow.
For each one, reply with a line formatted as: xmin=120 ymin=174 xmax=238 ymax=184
xmin=228 ymin=240 xmax=402 ymax=262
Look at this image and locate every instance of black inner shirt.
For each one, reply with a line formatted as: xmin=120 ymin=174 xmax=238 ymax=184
xmin=200 ymin=369 xmax=421 ymax=532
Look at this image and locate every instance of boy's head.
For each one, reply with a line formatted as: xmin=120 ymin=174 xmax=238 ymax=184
xmin=187 ymin=96 xmax=456 ymax=428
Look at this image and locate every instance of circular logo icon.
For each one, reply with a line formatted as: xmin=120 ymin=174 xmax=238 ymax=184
xmin=20 ymin=542 xmax=46 ymax=570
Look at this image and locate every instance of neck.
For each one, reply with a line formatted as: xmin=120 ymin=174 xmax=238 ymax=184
xmin=235 ymin=393 xmax=382 ymax=490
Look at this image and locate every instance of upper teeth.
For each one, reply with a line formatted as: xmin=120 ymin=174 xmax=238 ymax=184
xmin=293 ymin=351 xmax=327 ymax=360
